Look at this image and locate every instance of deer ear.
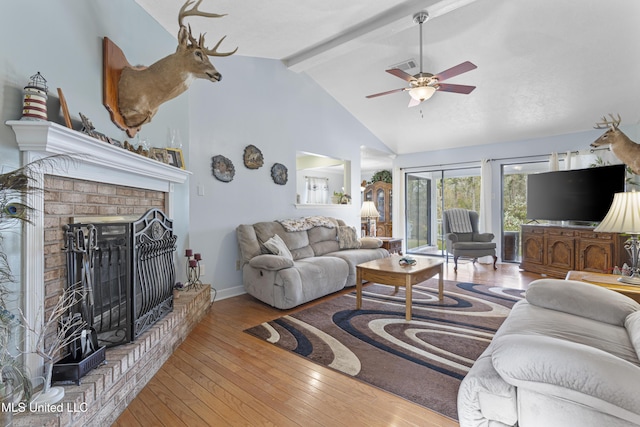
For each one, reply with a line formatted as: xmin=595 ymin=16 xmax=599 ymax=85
xmin=177 ymin=26 xmax=189 ymax=50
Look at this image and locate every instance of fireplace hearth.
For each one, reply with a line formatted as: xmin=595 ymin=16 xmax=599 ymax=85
xmin=64 ymin=208 xmax=177 ymax=349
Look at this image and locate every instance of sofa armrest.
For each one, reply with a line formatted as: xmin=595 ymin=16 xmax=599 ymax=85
xmin=526 ymin=279 xmax=640 ymax=325
xmin=445 ymin=233 xmax=458 ymax=243
xmin=457 ymin=354 xmax=517 ymax=427
xmin=359 ymin=237 xmax=382 ymax=249
xmin=472 ymin=232 xmax=494 ymax=242
xmin=249 ymin=254 xmax=294 ymax=271
xmin=492 ymin=334 xmax=640 ymax=424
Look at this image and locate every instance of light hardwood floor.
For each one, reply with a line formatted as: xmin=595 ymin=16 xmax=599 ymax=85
xmin=114 ymin=260 xmax=541 ymax=427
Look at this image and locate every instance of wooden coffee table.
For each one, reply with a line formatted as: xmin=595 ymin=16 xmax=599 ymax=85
xmin=356 ymin=257 xmax=444 ymax=320
xmin=565 ymin=270 xmax=640 ymax=303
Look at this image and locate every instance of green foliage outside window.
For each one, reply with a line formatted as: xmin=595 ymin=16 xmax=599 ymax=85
xmin=502 ymin=174 xmax=528 ymax=231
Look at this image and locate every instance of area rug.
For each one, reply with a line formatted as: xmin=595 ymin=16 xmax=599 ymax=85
xmin=244 ymin=279 xmax=524 ymax=420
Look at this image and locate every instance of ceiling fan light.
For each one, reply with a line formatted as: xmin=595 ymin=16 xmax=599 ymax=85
xmin=409 ymin=86 xmax=436 ymax=101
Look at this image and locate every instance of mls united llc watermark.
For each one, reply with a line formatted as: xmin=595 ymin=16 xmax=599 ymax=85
xmin=2 ymin=401 xmax=88 ymax=414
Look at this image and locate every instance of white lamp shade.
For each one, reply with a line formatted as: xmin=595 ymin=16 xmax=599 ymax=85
xmin=594 ymin=192 xmax=640 ymax=233
xmin=360 ymin=201 xmax=380 ymax=219
xmin=409 ymin=86 xmax=436 ymax=101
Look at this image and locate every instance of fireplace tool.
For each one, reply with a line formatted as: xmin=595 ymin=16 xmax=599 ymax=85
xmin=63 ymin=225 xmax=100 ymax=357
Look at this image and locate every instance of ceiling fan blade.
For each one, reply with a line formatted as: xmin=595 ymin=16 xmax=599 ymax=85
xmin=386 ymin=68 xmax=417 ymax=83
xmin=366 ymin=88 xmax=407 ymax=99
xmin=408 ymin=97 xmax=421 ymax=108
xmin=434 ymin=61 xmax=477 ymax=82
xmin=437 ymin=83 xmax=476 ymax=94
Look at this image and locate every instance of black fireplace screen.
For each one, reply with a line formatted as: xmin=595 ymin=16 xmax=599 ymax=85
xmin=64 ymin=208 xmax=177 ymax=347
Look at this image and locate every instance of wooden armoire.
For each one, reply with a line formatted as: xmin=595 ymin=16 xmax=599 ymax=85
xmin=363 ymin=181 xmax=392 ymax=237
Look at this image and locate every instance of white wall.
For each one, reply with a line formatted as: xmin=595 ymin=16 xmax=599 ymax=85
xmin=393 ymin=124 xmax=640 ymax=258
xmin=187 ymin=56 xmax=388 ymax=298
xmin=0 ymin=1 xmax=191 ymax=290
xmin=6 ymin=1 xmax=636 ymax=300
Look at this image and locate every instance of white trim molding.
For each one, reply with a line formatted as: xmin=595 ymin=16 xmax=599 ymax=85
xmin=7 ymin=120 xmax=190 ymax=191
xmin=7 ymin=119 xmax=191 ymax=380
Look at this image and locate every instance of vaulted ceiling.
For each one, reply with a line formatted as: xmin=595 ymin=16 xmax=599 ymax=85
xmin=136 ymin=0 xmax=640 ymax=165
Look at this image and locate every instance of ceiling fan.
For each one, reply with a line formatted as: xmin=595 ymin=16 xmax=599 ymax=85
xmin=366 ymin=11 xmax=477 ymax=108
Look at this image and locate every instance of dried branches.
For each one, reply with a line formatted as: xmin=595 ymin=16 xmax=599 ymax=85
xmin=19 ymin=288 xmax=86 ymax=395
xmin=0 ymin=155 xmax=75 ymax=401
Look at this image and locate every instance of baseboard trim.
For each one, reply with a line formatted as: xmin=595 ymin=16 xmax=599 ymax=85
xmin=213 ymin=285 xmax=245 ymax=301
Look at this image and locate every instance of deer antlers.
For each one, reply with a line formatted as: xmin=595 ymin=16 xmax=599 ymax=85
xmin=594 ymin=113 xmax=622 ymax=130
xmin=178 ymin=0 xmax=237 ymax=57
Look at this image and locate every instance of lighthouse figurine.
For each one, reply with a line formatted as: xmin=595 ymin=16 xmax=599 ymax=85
xmin=21 ymin=71 xmax=49 ymax=121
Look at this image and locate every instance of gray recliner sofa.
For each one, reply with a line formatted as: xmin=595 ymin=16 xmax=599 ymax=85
xmin=458 ymin=279 xmax=640 ymax=427
xmin=236 ymin=217 xmax=389 ymax=309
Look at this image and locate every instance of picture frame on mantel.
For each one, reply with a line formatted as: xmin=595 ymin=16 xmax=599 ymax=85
xmin=166 ymin=148 xmax=185 ymax=169
xmin=149 ymin=147 xmax=169 ymax=164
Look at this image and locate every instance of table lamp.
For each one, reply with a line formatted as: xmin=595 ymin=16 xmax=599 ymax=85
xmin=360 ymin=201 xmax=380 ymax=237
xmin=594 ymin=191 xmax=640 ymax=285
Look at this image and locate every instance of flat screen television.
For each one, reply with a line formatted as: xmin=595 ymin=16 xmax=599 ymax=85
xmin=526 ymin=164 xmax=626 ymax=222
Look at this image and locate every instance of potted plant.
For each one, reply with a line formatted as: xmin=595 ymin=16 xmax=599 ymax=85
xmin=332 ymin=190 xmax=351 ymax=204
xmin=369 ymin=169 xmax=392 ymax=184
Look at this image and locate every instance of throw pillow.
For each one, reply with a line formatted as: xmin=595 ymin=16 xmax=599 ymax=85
xmin=360 ymin=237 xmax=383 ymax=249
xmin=263 ymin=234 xmax=293 ymax=260
xmin=337 ymin=226 xmax=361 ymax=250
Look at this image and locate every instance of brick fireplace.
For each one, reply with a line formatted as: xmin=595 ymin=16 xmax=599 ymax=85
xmin=44 ymin=176 xmax=166 ymax=339
xmin=7 ymin=120 xmax=208 ymax=426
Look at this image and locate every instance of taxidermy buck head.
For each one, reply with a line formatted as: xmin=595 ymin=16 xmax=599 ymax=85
xmin=591 ymin=113 xmax=640 ymax=175
xmin=118 ymin=0 xmax=237 ymax=129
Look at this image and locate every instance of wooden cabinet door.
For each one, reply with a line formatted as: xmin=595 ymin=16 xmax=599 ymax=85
xmin=522 ymin=229 xmax=544 ymax=265
xmin=577 ymin=239 xmax=613 ymax=273
xmin=364 ymin=181 xmax=392 ymax=237
xmin=546 ymin=237 xmax=575 ymax=270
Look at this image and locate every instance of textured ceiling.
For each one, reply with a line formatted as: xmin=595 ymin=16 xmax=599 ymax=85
xmin=136 ymin=0 xmax=640 ymax=170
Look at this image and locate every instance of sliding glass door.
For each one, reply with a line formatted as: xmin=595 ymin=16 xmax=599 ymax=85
xmin=405 ymin=172 xmax=434 ymax=254
xmin=405 ymin=166 xmax=481 ymax=256
xmin=501 ymin=161 xmax=556 ymax=262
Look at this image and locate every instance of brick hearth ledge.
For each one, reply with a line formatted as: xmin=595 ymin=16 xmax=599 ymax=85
xmin=13 ymin=285 xmax=211 ymax=427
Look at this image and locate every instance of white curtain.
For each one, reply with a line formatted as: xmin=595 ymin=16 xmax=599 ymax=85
xmin=550 ymin=152 xmax=559 ymax=171
xmin=479 ymin=159 xmax=493 ymax=264
xmin=479 ymin=159 xmax=492 ymax=233
xmin=304 ymin=177 xmax=329 ymax=204
xmin=565 ymin=151 xmax=573 ymax=170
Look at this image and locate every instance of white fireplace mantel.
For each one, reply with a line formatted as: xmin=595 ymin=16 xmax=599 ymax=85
xmin=6 ymin=119 xmax=191 ymax=382
xmin=6 ymin=120 xmax=190 ymax=192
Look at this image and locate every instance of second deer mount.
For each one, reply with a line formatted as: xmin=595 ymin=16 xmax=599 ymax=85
xmin=103 ymin=0 xmax=237 ymax=137
xmin=590 ymin=114 xmax=640 ymax=176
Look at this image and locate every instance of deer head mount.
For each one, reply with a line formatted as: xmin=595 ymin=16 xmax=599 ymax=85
xmin=103 ymin=0 xmax=237 ymax=137
xmin=591 ymin=114 xmax=640 ymax=175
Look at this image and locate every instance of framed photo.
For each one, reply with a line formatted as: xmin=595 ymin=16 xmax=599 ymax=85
xmin=149 ymin=147 xmax=169 ymax=164
xmin=166 ymin=148 xmax=185 ymax=169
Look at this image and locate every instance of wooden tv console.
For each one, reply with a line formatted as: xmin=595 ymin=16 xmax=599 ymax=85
xmin=520 ymin=224 xmax=628 ymax=278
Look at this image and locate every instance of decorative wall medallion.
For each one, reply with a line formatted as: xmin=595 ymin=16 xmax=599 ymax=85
xmin=151 ymin=221 xmax=163 ymax=239
xmin=212 ymin=155 xmax=235 ymax=182
xmin=271 ymin=163 xmax=288 ymax=185
xmin=243 ymin=145 xmax=264 ymax=169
